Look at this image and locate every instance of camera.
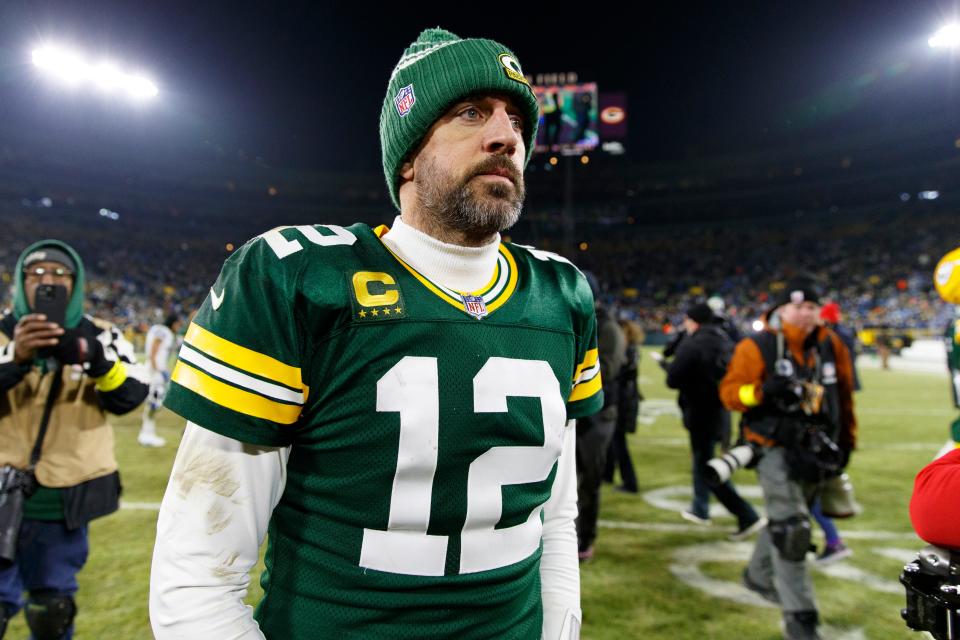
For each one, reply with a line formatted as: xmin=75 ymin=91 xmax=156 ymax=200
xmin=770 ymin=359 xmax=826 ymax=416
xmin=0 ymin=465 xmax=37 ymax=569
xmin=901 ymin=544 xmax=960 ymax=639
xmin=705 ymin=444 xmax=757 ymax=485
xmin=784 ymin=426 xmax=844 ymax=483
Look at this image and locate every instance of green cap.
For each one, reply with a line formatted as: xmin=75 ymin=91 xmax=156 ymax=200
xmin=379 ymin=27 xmax=540 ymax=210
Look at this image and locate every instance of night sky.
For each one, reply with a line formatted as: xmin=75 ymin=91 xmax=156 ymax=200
xmin=0 ymin=1 xmax=958 ymax=173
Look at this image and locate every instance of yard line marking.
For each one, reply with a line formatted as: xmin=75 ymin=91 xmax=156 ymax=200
xmin=858 ymin=442 xmax=942 ymax=451
xmin=600 ymin=518 xmax=919 ymax=540
xmin=858 ymin=408 xmax=955 ymax=416
xmin=669 ymin=540 xmax=896 ymax=638
xmin=623 ymin=438 xmax=941 ymax=450
xmin=669 ymin=541 xmax=776 ymax=608
xmin=599 ymin=520 xmax=705 ymax=534
xmin=815 ymin=562 xmax=902 ymax=594
xmin=831 ymin=631 xmax=866 ymax=640
xmin=121 ymin=501 xmax=162 ymax=510
xmin=840 ymin=531 xmax=920 ymax=541
xmin=872 ymin=547 xmax=919 ymax=563
xmin=642 ymin=485 xmax=764 ymax=519
xmin=631 ymin=437 xmax=687 ymax=446
xmin=636 ymin=398 xmax=682 ymax=425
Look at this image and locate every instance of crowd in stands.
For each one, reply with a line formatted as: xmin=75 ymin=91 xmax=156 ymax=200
xmin=566 ymin=210 xmax=956 ymax=337
xmin=0 ymin=208 xmax=221 ymax=345
xmin=2 ymin=202 xmax=954 ymax=345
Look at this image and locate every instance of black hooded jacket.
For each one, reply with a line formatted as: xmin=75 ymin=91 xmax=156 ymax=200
xmin=665 ymin=325 xmax=733 ymax=422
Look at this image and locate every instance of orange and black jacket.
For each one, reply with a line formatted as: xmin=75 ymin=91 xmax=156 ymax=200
xmin=719 ymin=321 xmax=856 ymax=452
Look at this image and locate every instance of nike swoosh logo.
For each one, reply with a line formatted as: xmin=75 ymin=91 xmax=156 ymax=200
xmin=210 ymin=287 xmax=225 ymax=310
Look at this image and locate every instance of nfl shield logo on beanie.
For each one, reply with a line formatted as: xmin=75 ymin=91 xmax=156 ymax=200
xmin=394 ymin=84 xmax=416 ymax=117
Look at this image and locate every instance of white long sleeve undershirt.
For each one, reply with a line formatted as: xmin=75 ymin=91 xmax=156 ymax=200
xmin=150 ymin=220 xmax=581 ymax=639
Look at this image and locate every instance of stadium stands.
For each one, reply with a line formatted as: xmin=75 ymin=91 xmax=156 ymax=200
xmin=2 ymin=114 xmax=957 ymax=343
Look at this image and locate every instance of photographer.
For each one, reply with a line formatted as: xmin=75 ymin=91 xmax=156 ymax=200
xmin=0 ymin=241 xmax=147 ymax=639
xmin=720 ymin=278 xmax=856 ymax=640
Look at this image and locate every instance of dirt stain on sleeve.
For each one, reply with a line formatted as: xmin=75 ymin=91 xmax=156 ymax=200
xmin=206 ymin=501 xmax=232 ymax=535
xmin=174 ymin=446 xmax=241 ymax=535
xmin=174 ymin=448 xmax=241 ymax=500
xmin=210 ymin=551 xmax=243 ymax=580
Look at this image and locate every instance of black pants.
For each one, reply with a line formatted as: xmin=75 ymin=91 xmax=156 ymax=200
xmin=603 ymin=429 xmax=638 ymax=491
xmin=576 ymin=412 xmax=617 ymax=550
xmin=685 ymin=408 xmax=759 ymax=527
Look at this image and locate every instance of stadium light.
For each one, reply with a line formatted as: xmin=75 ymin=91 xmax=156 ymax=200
xmin=929 ymin=24 xmax=960 ymax=48
xmin=31 ymin=44 xmax=158 ymax=100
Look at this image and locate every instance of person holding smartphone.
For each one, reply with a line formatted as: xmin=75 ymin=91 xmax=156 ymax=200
xmin=0 ymin=240 xmax=147 ymax=639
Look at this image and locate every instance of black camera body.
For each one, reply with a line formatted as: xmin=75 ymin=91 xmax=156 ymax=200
xmin=901 ymin=545 xmax=960 ymax=639
xmin=784 ymin=426 xmax=844 ymax=483
xmin=0 ymin=465 xmax=37 ymax=569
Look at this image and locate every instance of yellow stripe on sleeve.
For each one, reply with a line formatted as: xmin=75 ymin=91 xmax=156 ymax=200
xmin=572 ymin=349 xmax=599 ymax=383
xmin=568 ymin=373 xmax=603 ymax=403
xmin=171 ymin=361 xmax=301 ymax=424
xmin=184 ymin=323 xmax=303 ymax=391
xmin=739 ymin=384 xmax=760 ymax=408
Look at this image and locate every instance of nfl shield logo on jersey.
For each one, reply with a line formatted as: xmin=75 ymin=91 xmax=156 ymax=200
xmin=462 ymin=295 xmax=488 ymax=320
xmin=394 ymin=84 xmax=416 ymax=117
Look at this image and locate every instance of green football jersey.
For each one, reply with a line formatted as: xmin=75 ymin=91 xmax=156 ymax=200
xmin=165 ymin=222 xmax=603 ymax=640
xmin=946 ymin=318 xmax=960 ymax=409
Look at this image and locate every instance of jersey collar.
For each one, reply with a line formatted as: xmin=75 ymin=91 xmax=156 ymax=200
xmin=374 ymin=224 xmax=519 ymax=319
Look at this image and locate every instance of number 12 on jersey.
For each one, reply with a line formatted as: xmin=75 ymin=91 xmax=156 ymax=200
xmin=359 ymin=356 xmax=567 ymax=576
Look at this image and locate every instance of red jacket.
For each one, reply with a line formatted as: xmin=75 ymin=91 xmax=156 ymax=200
xmin=910 ymin=448 xmax=960 ymax=548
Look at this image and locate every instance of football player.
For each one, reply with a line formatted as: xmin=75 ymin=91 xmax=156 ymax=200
xmin=934 ymin=247 xmax=960 ymax=458
xmin=139 ymin=314 xmax=183 ymax=447
xmin=150 ymin=28 xmax=602 ymax=640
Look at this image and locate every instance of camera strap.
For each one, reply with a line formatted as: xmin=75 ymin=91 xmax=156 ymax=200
xmin=773 ymin=331 xmax=821 ymax=382
xmin=28 ymin=364 xmax=64 ymax=471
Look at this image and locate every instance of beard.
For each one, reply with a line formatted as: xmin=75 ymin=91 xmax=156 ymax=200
xmin=415 ymin=154 xmax=526 ymax=240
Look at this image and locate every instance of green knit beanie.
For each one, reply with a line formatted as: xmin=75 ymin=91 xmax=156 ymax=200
xmin=380 ymin=27 xmax=540 ymax=210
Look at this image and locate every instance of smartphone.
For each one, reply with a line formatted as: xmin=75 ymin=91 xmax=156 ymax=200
xmin=33 ymin=284 xmax=68 ymax=327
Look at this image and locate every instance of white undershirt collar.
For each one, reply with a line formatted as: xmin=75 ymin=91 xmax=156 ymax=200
xmin=379 ymin=216 xmax=500 ymax=293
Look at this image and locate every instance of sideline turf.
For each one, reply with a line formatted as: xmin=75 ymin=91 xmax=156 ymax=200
xmin=4 ymin=356 xmax=939 ymax=638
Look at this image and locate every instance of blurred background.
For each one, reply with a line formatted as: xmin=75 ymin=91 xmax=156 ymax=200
xmin=1 ymin=4 xmax=959 ymax=636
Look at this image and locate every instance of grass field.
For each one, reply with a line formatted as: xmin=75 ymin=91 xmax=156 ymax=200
xmin=4 ymin=353 xmax=945 ymax=639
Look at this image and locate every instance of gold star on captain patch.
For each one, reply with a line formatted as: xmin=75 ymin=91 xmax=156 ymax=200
xmin=371 ymin=309 xmax=379 ymax=317
xmin=383 ymin=308 xmax=391 ymax=315
xmin=358 ymin=310 xmax=367 ymax=318
xmin=394 ymin=306 xmax=402 ymax=314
